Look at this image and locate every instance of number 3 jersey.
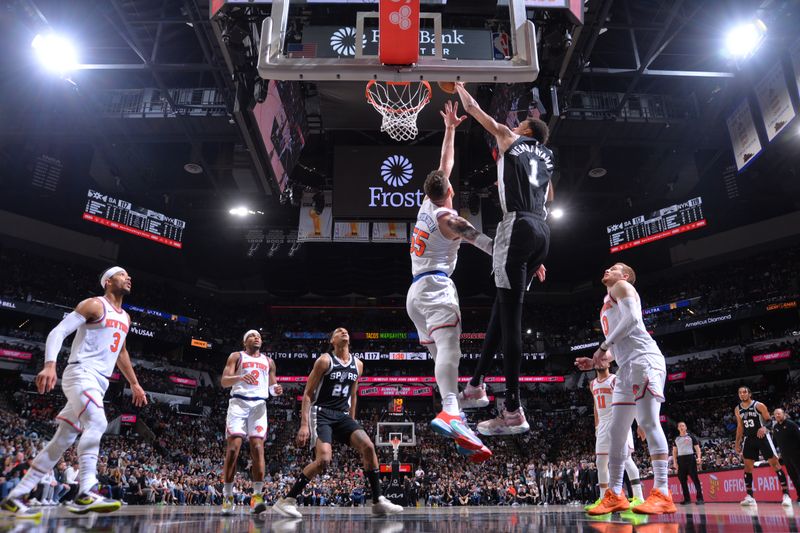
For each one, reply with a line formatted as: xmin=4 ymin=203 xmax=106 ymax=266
xmin=410 ymin=198 xmax=460 ymax=277
xmin=230 ymin=351 xmax=271 ymax=400
xmin=67 ymin=296 xmax=130 ymax=378
xmin=312 ymin=354 xmax=360 ymax=412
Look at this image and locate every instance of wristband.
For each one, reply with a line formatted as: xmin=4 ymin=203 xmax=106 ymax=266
xmin=269 ymin=384 xmax=280 ymax=396
xmin=599 ymin=342 xmax=609 ymax=352
xmin=473 ymin=234 xmax=493 ymax=256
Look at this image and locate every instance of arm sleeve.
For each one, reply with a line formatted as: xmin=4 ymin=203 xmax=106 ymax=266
xmin=602 ymin=297 xmax=639 ymax=348
xmin=45 ymin=311 xmax=87 ymax=363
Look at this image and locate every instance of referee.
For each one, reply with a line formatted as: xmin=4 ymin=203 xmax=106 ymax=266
xmin=773 ymin=408 xmax=800 ymax=503
xmin=672 ymin=421 xmax=704 ymax=504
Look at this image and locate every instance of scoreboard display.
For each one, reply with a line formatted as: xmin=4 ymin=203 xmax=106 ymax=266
xmin=83 ymin=189 xmax=185 ymax=249
xmin=607 ymin=197 xmax=706 ymax=253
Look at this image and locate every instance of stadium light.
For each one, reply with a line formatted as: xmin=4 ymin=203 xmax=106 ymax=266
xmin=551 ymin=207 xmax=565 ymax=219
xmin=229 ymin=206 xmax=249 ymax=217
xmin=724 ymin=20 xmax=766 ymax=59
xmin=31 ymin=33 xmax=78 ymax=74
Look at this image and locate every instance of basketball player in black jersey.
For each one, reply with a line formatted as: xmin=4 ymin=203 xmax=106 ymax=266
xmin=273 ymin=328 xmax=402 ymax=518
xmin=454 ymin=82 xmax=553 ymax=435
xmin=734 ymin=386 xmax=792 ymax=507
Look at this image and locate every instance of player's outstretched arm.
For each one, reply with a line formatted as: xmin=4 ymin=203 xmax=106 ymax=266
xmin=454 ymin=83 xmax=515 ymax=151
xmin=438 ymin=101 xmax=466 ymax=179
xmin=116 ymin=341 xmax=147 ymax=407
xmin=439 ymin=212 xmax=492 ymax=255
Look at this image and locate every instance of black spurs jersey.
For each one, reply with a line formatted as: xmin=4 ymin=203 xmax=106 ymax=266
xmin=738 ymin=401 xmax=767 ymax=438
xmin=312 ymin=353 xmax=359 ymax=412
xmin=497 ymin=135 xmax=554 ymax=217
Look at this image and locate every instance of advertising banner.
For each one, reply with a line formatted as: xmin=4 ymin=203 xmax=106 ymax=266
xmin=120 ymin=414 xmax=137 ymax=424
xmin=752 ymin=350 xmax=791 ymax=363
xmin=169 ymin=375 xmax=199 ymax=387
xmin=0 ymin=349 xmax=32 ymax=361
xmin=643 ymin=466 xmax=797 ymax=503
xmin=358 ymin=385 xmax=433 ymax=397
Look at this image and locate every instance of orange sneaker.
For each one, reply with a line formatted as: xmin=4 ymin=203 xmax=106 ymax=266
xmin=587 ymin=489 xmax=630 ymax=515
xmin=632 ymin=488 xmax=677 ymax=515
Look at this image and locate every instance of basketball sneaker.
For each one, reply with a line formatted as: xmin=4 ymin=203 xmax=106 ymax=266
xmin=67 ymin=492 xmax=122 ymax=515
xmin=431 ymin=411 xmax=488 ymax=453
xmin=740 ymin=494 xmax=757 ymax=506
xmin=251 ymin=494 xmax=267 ymax=514
xmin=0 ymin=497 xmax=42 ymax=520
xmin=455 ymin=443 xmax=493 ymax=463
xmin=273 ymin=497 xmax=302 ymax=518
xmin=632 ymin=488 xmax=677 ymax=515
xmin=458 ymin=383 xmax=489 ymax=408
xmin=587 ymin=489 xmax=630 ymax=515
xmin=477 ymin=407 xmax=530 ymax=436
xmin=584 ymin=496 xmax=603 ymax=511
xmin=782 ymin=493 xmax=792 ymax=507
xmin=629 ymin=496 xmax=645 ymax=507
xmin=371 ymin=495 xmax=403 ymax=516
xmin=221 ymin=495 xmax=235 ymax=515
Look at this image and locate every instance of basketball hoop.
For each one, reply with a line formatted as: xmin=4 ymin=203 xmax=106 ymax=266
xmin=366 ymin=80 xmax=432 ymax=141
xmin=389 ymin=432 xmax=403 ymax=460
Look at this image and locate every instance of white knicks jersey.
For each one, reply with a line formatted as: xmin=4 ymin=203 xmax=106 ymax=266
xmin=600 ymin=293 xmax=664 ymax=369
xmin=591 ymin=375 xmax=616 ymax=423
xmin=410 ymin=198 xmax=461 ymax=277
xmin=230 ymin=352 xmax=271 ymax=401
xmin=68 ymin=296 xmax=130 ymax=378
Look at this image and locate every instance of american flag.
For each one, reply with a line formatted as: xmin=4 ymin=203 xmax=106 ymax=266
xmin=287 ymin=43 xmax=318 ymax=58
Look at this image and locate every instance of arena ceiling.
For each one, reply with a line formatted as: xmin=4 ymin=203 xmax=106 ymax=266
xmin=1 ymin=0 xmax=799 ymax=298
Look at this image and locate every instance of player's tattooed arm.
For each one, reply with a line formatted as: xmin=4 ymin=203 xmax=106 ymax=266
xmin=442 ymin=214 xmax=493 ymax=255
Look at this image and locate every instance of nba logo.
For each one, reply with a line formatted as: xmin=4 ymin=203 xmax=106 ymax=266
xmin=255 ymin=426 xmax=264 ymax=434
xmin=632 ymin=385 xmax=640 ymax=396
xmin=709 ymin=475 xmax=719 ymax=498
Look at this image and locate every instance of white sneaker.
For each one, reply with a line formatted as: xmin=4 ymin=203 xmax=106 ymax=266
xmin=372 ymin=496 xmax=403 ymax=516
xmin=458 ymin=383 xmax=490 ymax=408
xmin=740 ymin=494 xmax=757 ymax=506
xmin=273 ymin=497 xmax=302 ymax=518
xmin=221 ymin=495 xmax=235 ymax=515
xmin=782 ymin=493 xmax=792 ymax=507
xmin=28 ymin=498 xmax=41 ymax=506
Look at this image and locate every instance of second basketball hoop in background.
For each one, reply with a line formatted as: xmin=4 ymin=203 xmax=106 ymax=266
xmin=437 ymin=82 xmax=457 ymax=94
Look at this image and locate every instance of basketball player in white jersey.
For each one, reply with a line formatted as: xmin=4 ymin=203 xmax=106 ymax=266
xmin=575 ymin=263 xmax=676 ymax=515
xmin=1 ymin=267 xmax=147 ymax=519
xmin=585 ymin=362 xmax=644 ymax=512
xmin=406 ymin=101 xmax=494 ymax=462
xmin=219 ymin=330 xmax=282 ymax=515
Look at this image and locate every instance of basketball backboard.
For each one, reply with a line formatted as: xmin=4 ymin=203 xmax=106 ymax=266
xmin=257 ymin=0 xmax=539 ymax=83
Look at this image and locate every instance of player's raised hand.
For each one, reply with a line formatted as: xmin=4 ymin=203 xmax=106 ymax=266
xmin=574 ymin=357 xmax=593 ymax=371
xmin=296 ymin=425 xmax=310 ymax=447
xmin=36 ymin=363 xmax=58 ymax=394
xmin=440 ymin=101 xmax=467 ymax=129
xmin=131 ymin=383 xmax=148 ymax=407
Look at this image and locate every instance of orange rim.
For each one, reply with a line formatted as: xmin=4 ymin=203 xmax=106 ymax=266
xmin=365 ymin=80 xmax=432 ymax=115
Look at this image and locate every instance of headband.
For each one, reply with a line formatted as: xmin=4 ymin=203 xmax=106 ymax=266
xmin=100 ymin=266 xmax=126 ymax=289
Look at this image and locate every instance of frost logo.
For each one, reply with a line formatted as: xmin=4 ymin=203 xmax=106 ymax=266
xmin=381 ymin=155 xmax=413 ymax=187
xmin=330 ymin=27 xmax=365 ymax=57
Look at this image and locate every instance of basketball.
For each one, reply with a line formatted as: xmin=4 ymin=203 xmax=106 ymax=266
xmin=437 ymin=81 xmax=457 ymax=94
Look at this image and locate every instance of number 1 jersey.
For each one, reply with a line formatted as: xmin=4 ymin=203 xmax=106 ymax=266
xmin=497 ymin=135 xmax=554 ymax=216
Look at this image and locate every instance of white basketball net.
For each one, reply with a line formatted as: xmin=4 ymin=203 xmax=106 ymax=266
xmin=366 ymin=81 xmax=432 ymax=141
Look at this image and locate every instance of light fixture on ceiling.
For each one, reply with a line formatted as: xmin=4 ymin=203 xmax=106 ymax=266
xmin=588 ymin=167 xmax=607 ymax=178
xmin=724 ymin=20 xmax=767 ymax=59
xmin=31 ymin=33 xmax=78 ymax=74
xmin=551 ymin=207 xmax=564 ymax=219
xmin=184 ymin=163 xmax=203 ymax=174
